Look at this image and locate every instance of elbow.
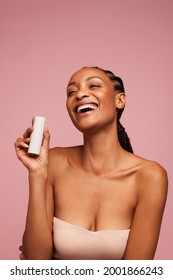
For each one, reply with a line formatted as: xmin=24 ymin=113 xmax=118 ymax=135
xmin=23 ymin=234 xmax=53 ymax=260
xmin=24 ymin=245 xmax=53 ymax=260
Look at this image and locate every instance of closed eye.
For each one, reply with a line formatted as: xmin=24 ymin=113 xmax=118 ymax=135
xmin=67 ymin=84 xmax=101 ymax=96
xmin=89 ymin=84 xmax=100 ymax=89
xmin=67 ymin=90 xmax=77 ymax=97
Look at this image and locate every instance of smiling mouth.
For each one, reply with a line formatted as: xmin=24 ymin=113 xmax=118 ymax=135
xmin=75 ymin=103 xmax=98 ymax=114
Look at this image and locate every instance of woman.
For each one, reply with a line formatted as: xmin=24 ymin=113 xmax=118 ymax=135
xmin=15 ymin=67 xmax=168 ymax=260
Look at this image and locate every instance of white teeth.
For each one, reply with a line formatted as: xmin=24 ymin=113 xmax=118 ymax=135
xmin=77 ymin=103 xmax=98 ymax=114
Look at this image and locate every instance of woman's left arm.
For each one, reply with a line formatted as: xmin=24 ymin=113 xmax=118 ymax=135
xmin=123 ymin=163 xmax=168 ymax=260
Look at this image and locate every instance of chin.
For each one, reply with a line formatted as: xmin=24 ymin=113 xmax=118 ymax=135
xmin=73 ymin=122 xmax=98 ymax=134
xmin=73 ymin=120 xmax=111 ymax=135
xmin=69 ymin=112 xmax=116 ymax=135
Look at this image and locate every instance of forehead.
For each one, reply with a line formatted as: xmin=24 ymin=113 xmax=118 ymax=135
xmin=68 ymin=68 xmax=110 ymax=85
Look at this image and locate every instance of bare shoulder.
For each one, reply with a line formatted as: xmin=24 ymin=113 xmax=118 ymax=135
xmin=123 ymin=151 xmax=167 ymax=181
xmin=48 ymin=146 xmax=70 ymax=161
xmin=137 ymin=157 xmax=168 ymax=185
xmin=49 ymin=145 xmax=82 ymax=158
xmin=48 ymin=145 xmax=82 ymax=170
xmin=133 ymin=155 xmax=168 ymax=200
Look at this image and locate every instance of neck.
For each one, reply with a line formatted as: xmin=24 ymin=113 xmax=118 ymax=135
xmin=81 ymin=123 xmax=123 ymax=174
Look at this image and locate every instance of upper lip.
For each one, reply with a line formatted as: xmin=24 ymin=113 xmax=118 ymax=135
xmin=74 ymin=101 xmax=99 ymax=113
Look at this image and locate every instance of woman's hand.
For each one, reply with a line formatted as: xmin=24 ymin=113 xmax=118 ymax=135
xmin=14 ymin=122 xmax=50 ymax=173
xmin=19 ymin=245 xmax=26 ymax=260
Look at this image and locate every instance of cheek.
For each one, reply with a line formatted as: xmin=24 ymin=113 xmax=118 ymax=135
xmin=97 ymin=89 xmax=115 ymax=105
xmin=99 ymin=97 xmax=117 ymax=121
xmin=99 ymin=93 xmax=116 ymax=112
xmin=66 ymin=100 xmax=71 ymax=114
xmin=101 ymin=105 xmax=116 ymax=121
xmin=66 ymin=100 xmax=75 ymax=122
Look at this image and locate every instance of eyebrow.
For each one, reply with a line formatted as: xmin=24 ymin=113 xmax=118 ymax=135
xmin=67 ymin=76 xmax=103 ymax=88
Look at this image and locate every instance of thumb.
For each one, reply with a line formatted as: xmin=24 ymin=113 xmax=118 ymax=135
xmin=42 ymin=125 xmax=50 ymax=149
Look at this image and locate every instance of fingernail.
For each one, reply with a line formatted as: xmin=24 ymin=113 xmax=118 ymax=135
xmin=24 ymin=143 xmax=29 ymax=148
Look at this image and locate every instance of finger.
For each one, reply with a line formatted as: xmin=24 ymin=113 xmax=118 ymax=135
xmin=19 ymin=142 xmax=29 ymax=149
xmin=19 ymin=252 xmax=26 ymax=260
xmin=14 ymin=140 xmax=29 ymax=161
xmin=24 ymin=138 xmax=30 ymax=144
xmin=42 ymin=126 xmax=50 ymax=149
xmin=23 ymin=127 xmax=33 ymax=139
xmin=15 ymin=138 xmax=29 ymax=150
xmin=19 ymin=245 xmax=26 ymax=260
xmin=19 ymin=245 xmax=23 ymax=252
xmin=31 ymin=116 xmax=35 ymax=126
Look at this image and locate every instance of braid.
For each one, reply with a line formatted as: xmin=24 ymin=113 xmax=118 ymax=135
xmin=91 ymin=66 xmax=134 ymax=153
xmin=117 ymin=121 xmax=134 ymax=153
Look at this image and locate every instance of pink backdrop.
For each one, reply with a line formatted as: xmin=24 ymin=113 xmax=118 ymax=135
xmin=0 ymin=0 xmax=173 ymax=259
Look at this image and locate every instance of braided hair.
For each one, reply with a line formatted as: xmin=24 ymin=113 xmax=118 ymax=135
xmin=92 ymin=67 xmax=134 ymax=154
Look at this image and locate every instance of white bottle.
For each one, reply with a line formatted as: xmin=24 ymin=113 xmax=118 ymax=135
xmin=28 ymin=116 xmax=46 ymax=155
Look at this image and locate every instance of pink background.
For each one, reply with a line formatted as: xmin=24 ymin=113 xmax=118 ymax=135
xmin=0 ymin=0 xmax=173 ymax=259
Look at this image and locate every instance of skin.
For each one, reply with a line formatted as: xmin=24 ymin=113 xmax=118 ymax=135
xmin=15 ymin=67 xmax=168 ymax=260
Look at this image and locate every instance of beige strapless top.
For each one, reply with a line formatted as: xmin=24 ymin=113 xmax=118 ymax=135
xmin=53 ymin=217 xmax=130 ymax=260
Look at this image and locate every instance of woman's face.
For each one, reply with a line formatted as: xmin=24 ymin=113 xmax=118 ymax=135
xmin=66 ymin=68 xmax=125 ymax=133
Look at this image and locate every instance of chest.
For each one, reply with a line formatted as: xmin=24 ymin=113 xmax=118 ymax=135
xmin=53 ymin=166 xmax=137 ymax=221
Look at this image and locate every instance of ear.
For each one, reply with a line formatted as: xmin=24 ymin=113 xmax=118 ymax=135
xmin=115 ymin=93 xmax=126 ymax=109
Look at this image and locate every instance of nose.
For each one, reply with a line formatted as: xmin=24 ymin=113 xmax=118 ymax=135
xmin=76 ymin=89 xmax=90 ymax=100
